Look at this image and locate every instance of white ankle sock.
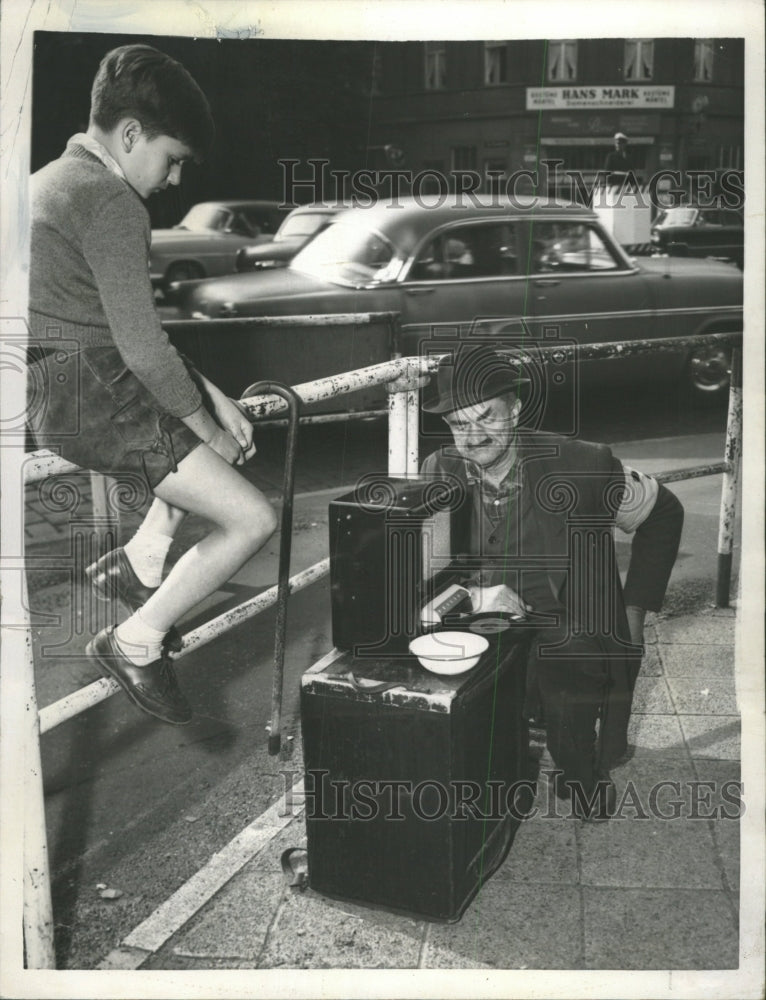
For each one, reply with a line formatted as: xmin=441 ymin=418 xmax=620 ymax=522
xmin=115 ymin=610 xmax=167 ymax=666
xmin=124 ymin=527 xmax=174 ymax=587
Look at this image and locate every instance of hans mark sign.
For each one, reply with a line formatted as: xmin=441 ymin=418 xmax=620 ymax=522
xmin=527 ymin=85 xmax=675 ymax=110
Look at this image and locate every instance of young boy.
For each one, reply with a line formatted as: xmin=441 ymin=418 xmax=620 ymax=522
xmin=28 ymin=44 xmax=277 ymax=724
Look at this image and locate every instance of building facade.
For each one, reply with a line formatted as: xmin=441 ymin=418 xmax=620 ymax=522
xmin=367 ymin=38 xmax=744 ymax=193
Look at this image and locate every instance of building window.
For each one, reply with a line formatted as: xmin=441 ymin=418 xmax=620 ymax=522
xmin=693 ymin=39 xmax=715 ymax=82
xmin=624 ymin=39 xmax=654 ymax=81
xmin=484 ymin=42 xmax=508 ymax=85
xmin=547 ymin=40 xmax=577 ymax=82
xmin=451 ymin=146 xmax=477 ymax=172
xmin=425 ymin=42 xmax=446 ymax=90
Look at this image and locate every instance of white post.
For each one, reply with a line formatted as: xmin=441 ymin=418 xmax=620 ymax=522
xmin=20 ymin=570 xmax=56 ymax=968
xmin=89 ymin=471 xmax=118 ymax=555
xmin=387 ymin=359 xmax=422 ymax=477
xmin=716 ymin=347 xmax=743 ymax=607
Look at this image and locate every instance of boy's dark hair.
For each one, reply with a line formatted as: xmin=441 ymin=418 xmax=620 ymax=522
xmin=89 ymin=44 xmax=214 ymax=161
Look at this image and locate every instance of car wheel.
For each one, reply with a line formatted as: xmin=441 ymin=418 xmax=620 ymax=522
xmin=686 ymin=343 xmax=732 ymax=401
xmin=165 ymin=261 xmax=204 ymax=287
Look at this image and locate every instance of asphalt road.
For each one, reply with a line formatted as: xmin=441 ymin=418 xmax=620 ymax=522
xmin=30 ymin=391 xmax=733 ymax=968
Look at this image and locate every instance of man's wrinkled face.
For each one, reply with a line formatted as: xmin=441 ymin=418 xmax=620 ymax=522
xmin=444 ymin=393 xmax=521 ymax=469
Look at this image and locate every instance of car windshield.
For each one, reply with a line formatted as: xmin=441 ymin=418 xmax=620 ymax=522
xmin=655 ymin=208 xmax=698 ymax=227
xmin=290 ymin=221 xmax=401 ymax=286
xmin=177 ymin=204 xmax=230 ymax=232
xmin=278 ymin=213 xmax=333 ymax=240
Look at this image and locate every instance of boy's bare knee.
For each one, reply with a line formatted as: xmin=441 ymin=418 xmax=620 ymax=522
xmin=246 ymin=497 xmax=278 ymax=549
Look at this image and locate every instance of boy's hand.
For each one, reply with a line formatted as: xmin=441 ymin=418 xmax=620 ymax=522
xmin=212 ymin=396 xmax=256 ymax=461
xmin=205 ymin=426 xmax=245 ymax=466
xmin=468 ymin=583 xmax=530 ymax=618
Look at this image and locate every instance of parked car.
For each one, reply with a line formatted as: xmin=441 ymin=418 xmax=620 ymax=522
xmin=235 ymin=203 xmax=344 ymax=272
xmin=174 ymin=196 xmax=743 ymax=400
xmin=150 ymin=200 xmax=291 ymax=290
xmin=650 ymin=205 xmax=744 ymax=268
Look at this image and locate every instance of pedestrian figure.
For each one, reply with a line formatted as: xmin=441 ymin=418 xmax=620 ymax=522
xmin=604 ymin=131 xmax=637 ymax=186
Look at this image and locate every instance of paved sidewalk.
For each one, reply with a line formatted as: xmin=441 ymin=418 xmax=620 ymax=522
xmin=97 ymin=605 xmax=744 ymax=974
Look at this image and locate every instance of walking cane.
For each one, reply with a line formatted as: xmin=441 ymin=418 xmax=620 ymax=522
xmin=241 ymin=380 xmax=302 ymax=756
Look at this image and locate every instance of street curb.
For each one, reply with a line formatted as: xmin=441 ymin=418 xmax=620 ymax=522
xmin=97 ymin=779 xmax=306 ymax=970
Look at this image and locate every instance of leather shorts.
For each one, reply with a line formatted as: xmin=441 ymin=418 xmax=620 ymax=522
xmin=27 ymin=345 xmax=202 ymax=492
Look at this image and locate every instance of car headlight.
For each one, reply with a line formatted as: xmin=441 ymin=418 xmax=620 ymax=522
xmin=650 ymin=231 xmax=660 ymax=243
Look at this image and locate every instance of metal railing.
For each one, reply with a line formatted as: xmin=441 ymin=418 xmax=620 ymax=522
xmin=17 ymin=330 xmax=742 ymax=967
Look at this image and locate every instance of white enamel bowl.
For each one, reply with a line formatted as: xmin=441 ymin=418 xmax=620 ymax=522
xmin=409 ymin=631 xmax=489 ymax=676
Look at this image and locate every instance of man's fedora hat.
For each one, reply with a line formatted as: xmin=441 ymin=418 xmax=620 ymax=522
xmin=422 ymin=344 xmax=531 ymax=415
xmin=614 ymin=131 xmax=628 ymax=141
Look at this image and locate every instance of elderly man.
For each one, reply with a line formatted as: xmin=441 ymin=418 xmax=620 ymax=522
xmin=420 ymin=345 xmax=683 ymax=818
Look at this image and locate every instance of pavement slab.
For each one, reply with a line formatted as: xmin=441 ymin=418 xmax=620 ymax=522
xmin=631 ymin=674 xmax=675 ymax=714
xmin=258 ymin=887 xmax=425 ymax=969
xmin=423 ymin=881 xmax=584 ymax=970
xmin=656 ymin=614 xmax=737 ymax=646
xmin=582 ymin=887 xmax=739 ymax=969
xmin=689 ymin=759 xmax=742 ymax=895
xmin=169 ymin=868 xmax=288 ymax=962
xmin=639 ymin=641 xmax=663 ymax=676
xmin=667 ymin=676 xmax=739 ymax=716
xmin=678 ymin=715 xmax=741 ymax=760
xmin=493 ymin=812 xmax=579 ymax=885
xmin=627 ymin=712 xmax=687 ymax=752
xmin=578 ymin=756 xmax=725 ymax=891
xmin=661 ymin=644 xmax=736 ymax=679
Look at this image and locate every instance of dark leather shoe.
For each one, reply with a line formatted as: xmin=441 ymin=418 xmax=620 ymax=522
xmin=85 ymin=547 xmax=182 ymax=652
xmin=86 ymin=626 xmax=192 ymax=725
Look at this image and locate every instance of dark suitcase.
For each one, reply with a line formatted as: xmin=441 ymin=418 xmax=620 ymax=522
xmin=300 ymin=633 xmax=532 ymax=922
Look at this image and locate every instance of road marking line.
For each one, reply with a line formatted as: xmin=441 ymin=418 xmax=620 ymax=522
xmin=97 ymin=779 xmax=305 ymax=969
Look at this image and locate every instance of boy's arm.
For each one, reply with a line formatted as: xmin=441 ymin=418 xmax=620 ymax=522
xmin=82 ymin=192 xmax=203 ymax=419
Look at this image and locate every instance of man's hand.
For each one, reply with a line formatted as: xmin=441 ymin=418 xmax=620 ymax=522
xmin=468 ymin=583 xmax=530 ymax=618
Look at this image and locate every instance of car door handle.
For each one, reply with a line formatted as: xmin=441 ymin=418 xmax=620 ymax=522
xmin=534 ymin=278 xmax=560 ymax=287
xmin=405 ymin=286 xmax=436 ymax=296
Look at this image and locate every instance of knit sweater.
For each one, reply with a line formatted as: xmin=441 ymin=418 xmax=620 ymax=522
xmin=29 ymin=142 xmax=202 ymax=418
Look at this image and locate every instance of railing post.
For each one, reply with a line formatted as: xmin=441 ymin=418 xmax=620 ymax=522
xmin=386 ymin=359 xmax=422 ymax=477
xmin=89 ymin=472 xmax=119 ymax=559
xmin=716 ymin=346 xmax=742 ymax=607
xmin=21 ymin=568 xmax=57 ymax=968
